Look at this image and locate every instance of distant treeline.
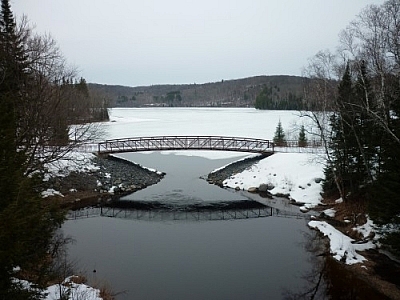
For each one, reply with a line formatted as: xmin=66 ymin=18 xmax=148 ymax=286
xmin=254 ymin=85 xmax=303 ymax=110
xmin=88 ymin=75 xmax=309 ymax=109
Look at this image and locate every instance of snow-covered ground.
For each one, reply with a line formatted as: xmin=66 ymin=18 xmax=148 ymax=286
xmin=13 ymin=276 xmax=103 ymax=300
xmin=45 ymin=276 xmax=103 ymax=300
xmin=308 ymin=220 xmax=376 ymax=265
xmin=221 ymin=152 xmax=324 ymax=209
xmin=41 ymin=152 xmax=99 ymax=198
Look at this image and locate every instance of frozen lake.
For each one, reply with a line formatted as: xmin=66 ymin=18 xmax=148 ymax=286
xmin=101 ymin=107 xmax=306 ymax=143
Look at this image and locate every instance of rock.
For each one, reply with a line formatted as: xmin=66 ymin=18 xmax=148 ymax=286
xmin=299 ymin=206 xmax=309 ymax=213
xmin=314 ymin=178 xmax=323 ymax=184
xmin=235 ymin=186 xmax=241 ymax=191
xmin=259 ymin=184 xmax=268 ymax=192
xmin=248 ymin=187 xmax=258 ymax=193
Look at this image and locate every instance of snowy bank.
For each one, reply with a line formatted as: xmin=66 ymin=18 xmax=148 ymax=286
xmin=222 ymin=153 xmax=324 ymax=209
xmin=308 ymin=220 xmax=376 ymax=265
xmin=13 ymin=276 xmax=103 ymax=300
xmin=43 ymin=152 xmax=99 ymax=181
xmin=45 ymin=276 xmax=103 ymax=300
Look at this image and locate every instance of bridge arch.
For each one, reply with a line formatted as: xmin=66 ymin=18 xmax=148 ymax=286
xmin=97 ymin=136 xmax=274 ymax=155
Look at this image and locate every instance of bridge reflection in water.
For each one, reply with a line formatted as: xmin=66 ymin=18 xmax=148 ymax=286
xmin=67 ymin=200 xmax=309 ymax=222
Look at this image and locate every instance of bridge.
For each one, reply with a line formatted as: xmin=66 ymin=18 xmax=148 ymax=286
xmin=97 ymin=136 xmax=274 ymax=155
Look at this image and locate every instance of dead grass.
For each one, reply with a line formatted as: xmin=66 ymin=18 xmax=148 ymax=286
xmin=92 ymin=279 xmax=125 ymax=300
xmin=319 ymin=196 xmax=369 ymax=239
xmin=68 ymin=275 xmax=87 ymax=285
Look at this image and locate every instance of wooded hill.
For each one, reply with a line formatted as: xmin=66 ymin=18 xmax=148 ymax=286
xmin=88 ymin=75 xmax=306 ymax=108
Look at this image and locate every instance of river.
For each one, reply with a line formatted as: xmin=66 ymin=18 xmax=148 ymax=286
xmin=63 ymin=108 xmax=387 ymax=299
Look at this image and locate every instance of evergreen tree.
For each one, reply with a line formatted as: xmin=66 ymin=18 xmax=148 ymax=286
xmin=0 ymin=0 xmax=28 ymax=209
xmin=298 ymin=125 xmax=307 ymax=147
xmin=323 ymin=62 xmax=378 ymax=200
xmin=273 ymin=120 xmax=286 ymax=146
xmin=367 ymin=70 xmax=400 ymax=255
xmin=324 ymin=63 xmax=356 ymax=199
xmin=255 ymin=86 xmax=273 ymax=109
xmin=0 ymin=1 xmax=65 ymax=297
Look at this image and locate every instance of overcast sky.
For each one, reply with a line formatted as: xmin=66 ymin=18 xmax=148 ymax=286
xmin=13 ymin=0 xmax=386 ymax=87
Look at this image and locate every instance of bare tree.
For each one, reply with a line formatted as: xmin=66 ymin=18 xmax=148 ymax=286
xmin=13 ymin=18 xmax=103 ymax=177
xmin=300 ymin=50 xmax=347 ymax=199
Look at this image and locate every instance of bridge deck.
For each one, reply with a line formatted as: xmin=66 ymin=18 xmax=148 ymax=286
xmin=97 ymin=136 xmax=274 ymax=155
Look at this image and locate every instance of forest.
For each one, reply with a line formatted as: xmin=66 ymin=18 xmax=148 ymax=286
xmin=302 ymin=0 xmax=400 ymax=255
xmin=89 ymin=75 xmax=306 ymax=108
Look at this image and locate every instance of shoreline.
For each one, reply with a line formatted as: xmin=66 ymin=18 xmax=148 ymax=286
xmin=43 ymin=154 xmax=165 ymax=209
xmin=310 ymin=198 xmax=400 ymax=299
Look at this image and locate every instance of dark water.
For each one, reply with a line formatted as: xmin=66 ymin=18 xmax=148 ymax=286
xmin=120 ymin=152 xmax=249 ymax=204
xmin=63 ymin=153 xmax=386 ymax=299
xmin=65 ymin=213 xmax=313 ymax=300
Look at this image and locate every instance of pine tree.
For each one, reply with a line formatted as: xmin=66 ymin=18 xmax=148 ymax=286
xmin=324 ymin=63 xmax=354 ymax=199
xmin=273 ymin=120 xmax=286 ymax=146
xmin=0 ymin=1 xmax=65 ymax=297
xmin=298 ymin=125 xmax=307 ymax=147
xmin=0 ymin=0 xmax=27 ymax=209
xmin=367 ymin=68 xmax=400 ymax=255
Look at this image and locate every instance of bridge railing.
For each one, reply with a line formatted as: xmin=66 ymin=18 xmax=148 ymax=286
xmin=273 ymin=139 xmax=325 ymax=153
xmin=97 ymin=136 xmax=274 ymax=155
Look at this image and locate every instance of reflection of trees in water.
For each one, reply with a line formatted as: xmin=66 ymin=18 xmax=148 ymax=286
xmin=282 ymin=230 xmax=329 ymax=300
xmin=283 ymin=230 xmax=389 ymax=300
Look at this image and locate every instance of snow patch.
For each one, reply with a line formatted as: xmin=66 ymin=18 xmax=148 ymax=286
xmin=323 ymin=208 xmax=336 ymax=218
xmin=41 ymin=189 xmax=64 ymax=198
xmin=308 ymin=220 xmax=375 ymax=265
xmin=353 ymin=217 xmax=375 ymax=238
xmin=45 ymin=276 xmax=102 ymax=300
xmin=43 ymin=152 xmax=99 ymax=181
xmin=222 ymin=153 xmax=324 ymax=208
xmin=335 ymin=197 xmax=343 ymax=204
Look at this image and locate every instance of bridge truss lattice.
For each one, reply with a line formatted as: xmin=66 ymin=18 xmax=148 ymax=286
xmin=97 ymin=136 xmax=274 ymax=155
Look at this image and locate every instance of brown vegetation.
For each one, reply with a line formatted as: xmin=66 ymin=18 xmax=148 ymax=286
xmin=316 ymin=197 xmax=400 ymax=299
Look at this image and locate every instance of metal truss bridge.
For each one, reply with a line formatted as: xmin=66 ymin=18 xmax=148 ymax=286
xmin=97 ymin=136 xmax=274 ymax=155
